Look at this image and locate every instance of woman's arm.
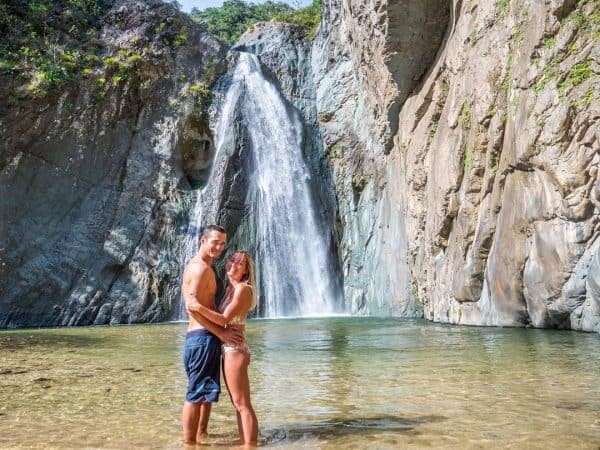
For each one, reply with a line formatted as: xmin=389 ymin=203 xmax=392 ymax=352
xmin=196 ymin=285 xmax=253 ymax=327
xmin=195 ymin=303 xmax=228 ymax=327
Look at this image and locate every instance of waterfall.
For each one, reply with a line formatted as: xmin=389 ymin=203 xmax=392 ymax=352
xmin=178 ymin=75 xmax=245 ymax=320
xmin=182 ymin=52 xmax=342 ymax=318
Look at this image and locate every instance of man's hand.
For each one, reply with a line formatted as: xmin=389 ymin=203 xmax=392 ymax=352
xmin=220 ymin=325 xmax=243 ymax=346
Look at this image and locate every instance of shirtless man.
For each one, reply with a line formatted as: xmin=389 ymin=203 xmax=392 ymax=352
xmin=181 ymin=225 xmax=242 ymax=446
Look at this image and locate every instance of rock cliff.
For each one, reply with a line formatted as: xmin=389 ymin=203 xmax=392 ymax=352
xmin=2 ymin=0 xmax=599 ymax=333
xmin=0 ymin=0 xmax=226 ymax=327
xmin=310 ymin=0 xmax=600 ymax=331
xmin=230 ymin=0 xmax=599 ymax=332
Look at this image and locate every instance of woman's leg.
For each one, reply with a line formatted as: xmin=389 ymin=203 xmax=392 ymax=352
xmin=223 ymin=351 xmax=258 ymax=446
xmin=222 ymin=359 xmax=244 ymax=442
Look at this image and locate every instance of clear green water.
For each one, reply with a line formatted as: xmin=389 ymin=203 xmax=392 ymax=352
xmin=0 ymin=318 xmax=599 ymax=449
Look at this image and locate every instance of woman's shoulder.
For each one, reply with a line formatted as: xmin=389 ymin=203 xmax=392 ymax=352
xmin=234 ymin=283 xmax=253 ymax=295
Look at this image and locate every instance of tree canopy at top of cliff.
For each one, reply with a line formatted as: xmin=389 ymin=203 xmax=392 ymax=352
xmin=0 ymin=0 xmax=201 ymax=100
xmin=0 ymin=0 xmax=116 ymax=97
xmin=190 ymin=0 xmax=321 ymax=45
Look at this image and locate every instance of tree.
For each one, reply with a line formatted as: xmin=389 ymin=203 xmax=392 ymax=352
xmin=190 ymin=0 xmax=321 ymax=46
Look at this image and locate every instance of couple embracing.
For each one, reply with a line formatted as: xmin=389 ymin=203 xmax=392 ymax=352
xmin=181 ymin=225 xmax=259 ymax=447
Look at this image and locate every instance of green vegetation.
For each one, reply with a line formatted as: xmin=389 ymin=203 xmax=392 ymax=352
xmin=490 ymin=149 xmax=500 ymax=174
xmin=533 ymin=74 xmax=550 ymax=94
xmin=569 ymin=86 xmax=596 ymax=108
xmin=174 ymin=33 xmax=188 ymax=47
xmin=535 ymin=53 xmax=593 ymax=98
xmin=513 ymin=24 xmax=522 ymax=46
xmin=95 ymin=48 xmax=144 ymax=89
xmin=463 ymin=146 xmax=474 ymax=173
xmin=511 ymin=91 xmax=520 ymax=112
xmin=190 ymin=0 xmax=321 ymax=45
xmin=442 ymin=80 xmax=450 ymax=94
xmin=273 ymin=0 xmax=321 ymax=39
xmin=558 ymin=57 xmax=593 ymax=93
xmin=426 ymin=124 xmax=437 ymax=146
xmin=496 ymin=0 xmax=510 ymax=15
xmin=499 ymin=51 xmax=513 ymax=95
xmin=568 ymin=0 xmax=600 ymax=39
xmin=325 ymin=143 xmax=343 ymax=160
xmin=351 ymin=174 xmax=368 ymax=195
xmin=188 ymin=81 xmax=211 ymax=109
xmin=458 ymin=99 xmax=472 ymax=130
xmin=0 ymin=0 xmax=110 ymax=96
xmin=568 ymin=41 xmax=578 ymax=53
xmin=533 ymin=56 xmax=558 ymax=94
xmin=532 ymin=1 xmax=598 ymax=100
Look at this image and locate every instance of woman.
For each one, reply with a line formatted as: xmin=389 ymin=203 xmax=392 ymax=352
xmin=195 ymin=251 xmax=259 ymax=446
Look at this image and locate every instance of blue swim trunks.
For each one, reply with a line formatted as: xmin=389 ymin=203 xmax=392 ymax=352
xmin=183 ymin=329 xmax=221 ymax=403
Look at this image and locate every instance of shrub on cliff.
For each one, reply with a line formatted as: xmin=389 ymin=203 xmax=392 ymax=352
xmin=0 ymin=0 xmax=113 ymax=97
xmin=272 ymin=0 xmax=321 ymax=39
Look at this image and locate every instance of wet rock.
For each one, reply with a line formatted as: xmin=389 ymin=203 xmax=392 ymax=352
xmin=207 ymin=22 xmax=343 ymax=307
xmin=311 ymin=0 xmax=450 ymax=315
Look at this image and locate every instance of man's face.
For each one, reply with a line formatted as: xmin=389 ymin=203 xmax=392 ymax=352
xmin=201 ymin=230 xmax=227 ymax=259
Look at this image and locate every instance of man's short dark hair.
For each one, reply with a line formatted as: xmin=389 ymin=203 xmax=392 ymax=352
xmin=200 ymin=224 xmax=226 ymax=239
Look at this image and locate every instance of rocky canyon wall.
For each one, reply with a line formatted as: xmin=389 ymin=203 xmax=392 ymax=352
xmin=2 ymin=0 xmax=599 ymax=332
xmin=312 ymin=0 xmax=600 ymax=331
xmin=0 ymin=0 xmax=225 ymax=327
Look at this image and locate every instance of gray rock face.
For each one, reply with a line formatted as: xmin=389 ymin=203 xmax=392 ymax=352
xmin=0 ymin=0 xmax=226 ymax=327
xmin=2 ymin=0 xmax=599 ymax=333
xmin=311 ymin=0 xmax=599 ymax=331
xmin=311 ymin=0 xmax=451 ymax=314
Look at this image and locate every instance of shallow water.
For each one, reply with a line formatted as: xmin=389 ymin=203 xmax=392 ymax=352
xmin=0 ymin=318 xmax=598 ymax=449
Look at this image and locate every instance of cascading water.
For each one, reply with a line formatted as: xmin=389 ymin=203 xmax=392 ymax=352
xmin=182 ymin=52 xmax=341 ymax=318
xmin=178 ymin=75 xmax=245 ymax=320
xmin=240 ymin=53 xmax=341 ymax=317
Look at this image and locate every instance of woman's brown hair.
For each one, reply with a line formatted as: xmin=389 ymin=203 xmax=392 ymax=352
xmin=226 ymin=251 xmax=257 ymax=310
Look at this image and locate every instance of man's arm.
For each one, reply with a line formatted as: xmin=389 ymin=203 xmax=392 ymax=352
xmin=187 ymin=309 xmax=242 ymax=345
xmin=191 ymin=285 xmax=253 ymax=327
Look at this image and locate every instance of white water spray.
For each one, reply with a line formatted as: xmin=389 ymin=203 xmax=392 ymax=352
xmin=183 ymin=52 xmax=341 ymax=318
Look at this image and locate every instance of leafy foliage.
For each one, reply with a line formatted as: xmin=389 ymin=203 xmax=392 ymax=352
xmin=0 ymin=0 xmax=112 ymax=96
xmin=190 ymin=0 xmax=321 ymax=45
xmin=272 ymin=0 xmax=321 ymax=39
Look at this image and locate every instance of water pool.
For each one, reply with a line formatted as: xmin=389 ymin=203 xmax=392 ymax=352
xmin=0 ymin=318 xmax=598 ymax=448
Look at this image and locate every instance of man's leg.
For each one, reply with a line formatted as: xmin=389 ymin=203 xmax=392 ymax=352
xmin=182 ymin=401 xmax=201 ymax=445
xmin=197 ymin=403 xmax=212 ymax=440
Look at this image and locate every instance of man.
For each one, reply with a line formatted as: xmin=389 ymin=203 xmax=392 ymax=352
xmin=181 ymin=224 xmax=242 ymax=446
